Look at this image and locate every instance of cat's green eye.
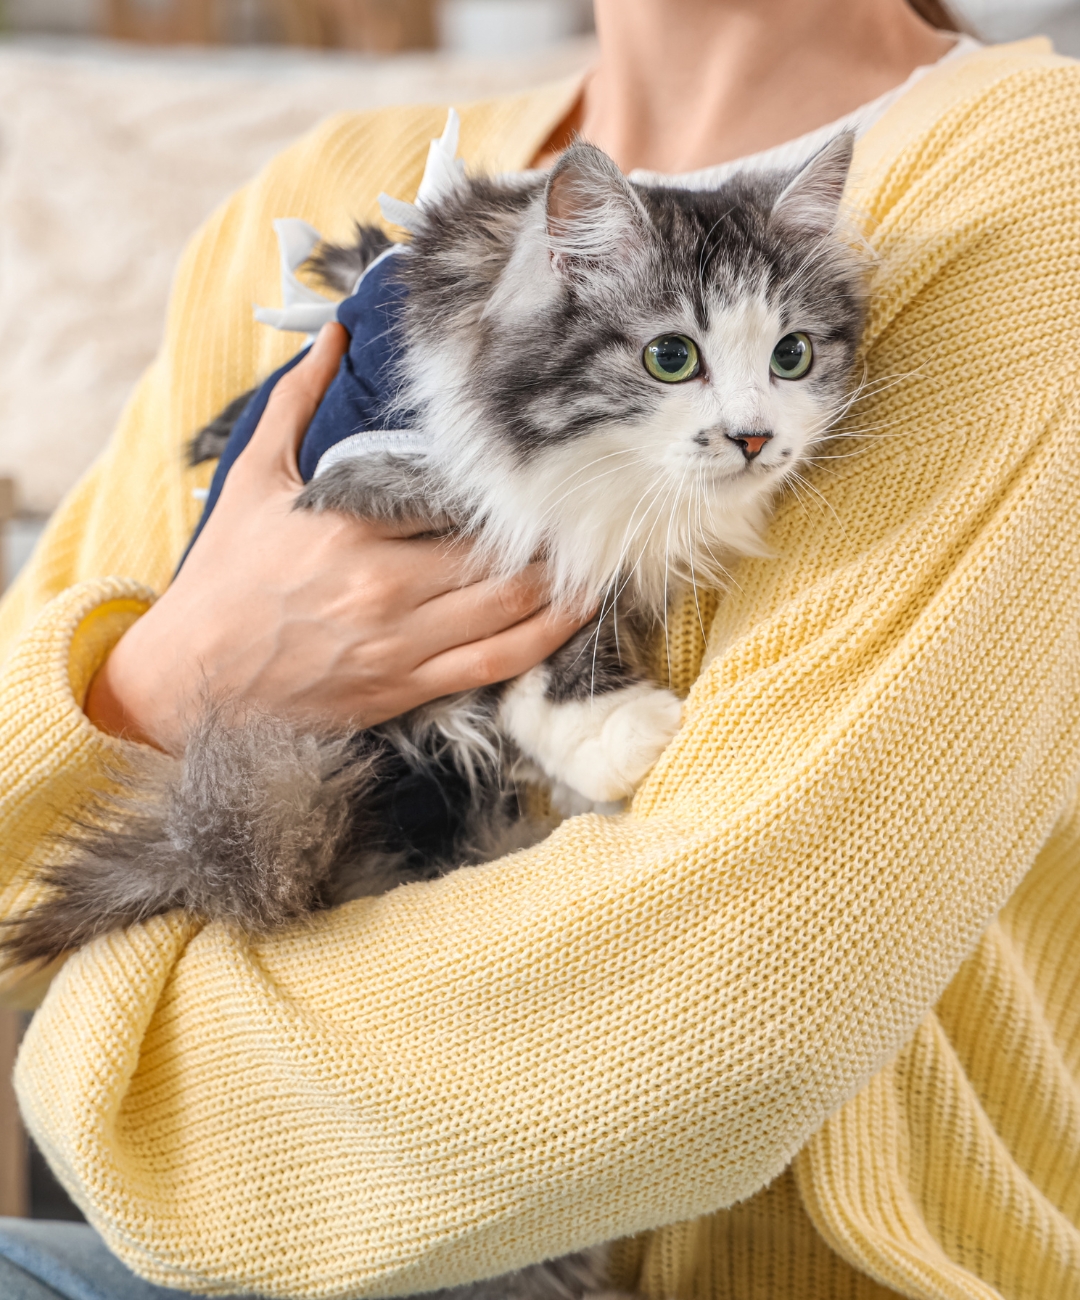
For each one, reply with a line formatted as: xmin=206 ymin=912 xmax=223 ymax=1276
xmin=644 ymin=335 xmax=701 ymax=383
xmin=770 ymin=332 xmax=813 ymax=379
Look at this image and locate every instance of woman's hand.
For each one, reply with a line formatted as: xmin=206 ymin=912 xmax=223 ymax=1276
xmin=86 ymin=324 xmax=586 ymax=753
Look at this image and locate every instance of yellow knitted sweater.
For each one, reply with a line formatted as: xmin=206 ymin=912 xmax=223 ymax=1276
xmin=1 ymin=37 xmax=1078 ymax=1300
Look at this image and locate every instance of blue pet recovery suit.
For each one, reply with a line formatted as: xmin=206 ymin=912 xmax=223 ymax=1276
xmin=186 ymin=241 xmax=419 ymax=556
xmin=184 ymin=114 xmax=478 ymax=861
xmin=188 ymin=106 xmax=467 ymax=552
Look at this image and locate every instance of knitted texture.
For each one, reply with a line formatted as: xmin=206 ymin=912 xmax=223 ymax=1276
xmin=1 ymin=41 xmax=1079 ymax=1300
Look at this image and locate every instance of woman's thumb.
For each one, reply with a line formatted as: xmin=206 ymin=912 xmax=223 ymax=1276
xmin=241 ymin=321 xmax=349 ymax=482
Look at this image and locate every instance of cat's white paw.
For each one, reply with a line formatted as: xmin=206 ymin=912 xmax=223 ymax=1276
xmin=548 ymin=781 xmax=626 ymax=818
xmin=500 ymin=669 xmax=682 ymax=804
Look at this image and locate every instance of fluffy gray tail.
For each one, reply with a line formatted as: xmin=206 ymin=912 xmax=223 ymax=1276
xmin=2 ymin=707 xmax=374 ymax=967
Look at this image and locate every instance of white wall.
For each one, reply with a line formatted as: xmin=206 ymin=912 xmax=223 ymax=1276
xmin=438 ymin=0 xmax=591 ymax=56
xmin=952 ymin=0 xmax=1076 ymax=38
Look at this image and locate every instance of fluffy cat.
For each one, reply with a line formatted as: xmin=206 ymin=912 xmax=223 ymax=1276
xmin=4 ymin=133 xmax=866 ymax=958
xmin=3 ymin=131 xmax=868 ymax=1300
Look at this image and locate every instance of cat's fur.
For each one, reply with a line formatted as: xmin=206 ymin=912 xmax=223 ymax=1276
xmin=9 ymin=141 xmax=863 ymax=897
xmin=3 ymin=135 xmax=867 ymax=1300
xmin=5 ymin=135 xmax=866 ymax=963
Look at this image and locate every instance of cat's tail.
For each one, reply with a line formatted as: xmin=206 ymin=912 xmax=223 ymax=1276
xmin=1 ymin=705 xmax=376 ymax=968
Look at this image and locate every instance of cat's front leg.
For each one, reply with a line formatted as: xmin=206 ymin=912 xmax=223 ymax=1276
xmin=499 ymin=612 xmax=681 ymax=808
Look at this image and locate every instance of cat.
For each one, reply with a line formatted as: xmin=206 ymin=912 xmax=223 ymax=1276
xmin=3 ymin=132 xmax=866 ymax=961
xmin=2 ymin=130 xmax=868 ymax=1300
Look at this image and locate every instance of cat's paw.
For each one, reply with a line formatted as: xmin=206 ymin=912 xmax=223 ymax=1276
xmin=548 ymin=781 xmax=626 ymax=818
xmin=500 ymin=671 xmax=682 ymax=804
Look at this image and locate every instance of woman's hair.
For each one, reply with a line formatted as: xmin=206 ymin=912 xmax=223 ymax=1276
xmin=907 ymin=0 xmax=969 ymax=32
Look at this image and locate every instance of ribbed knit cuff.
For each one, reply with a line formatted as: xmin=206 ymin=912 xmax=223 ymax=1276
xmin=0 ymin=578 xmax=155 ymax=1003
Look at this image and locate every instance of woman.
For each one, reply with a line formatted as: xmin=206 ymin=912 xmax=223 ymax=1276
xmin=2 ymin=2 xmax=1078 ymax=1297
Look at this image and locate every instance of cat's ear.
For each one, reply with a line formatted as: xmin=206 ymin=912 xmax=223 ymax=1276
xmin=545 ymin=142 xmax=650 ymax=277
xmin=770 ymin=131 xmax=854 ymax=236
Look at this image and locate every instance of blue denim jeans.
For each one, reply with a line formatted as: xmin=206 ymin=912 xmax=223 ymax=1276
xmin=0 ymin=1219 xmax=259 ymax=1300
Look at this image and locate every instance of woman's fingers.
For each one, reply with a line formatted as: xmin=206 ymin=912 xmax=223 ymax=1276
xmin=236 ymin=322 xmax=349 ymax=487
xmin=408 ymin=563 xmax=558 ymax=650
xmin=412 ymin=600 xmax=590 ymax=698
xmin=122 ymin=313 xmax=589 ymax=740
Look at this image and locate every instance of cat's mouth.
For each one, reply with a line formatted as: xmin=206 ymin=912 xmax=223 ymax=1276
xmin=699 ymin=451 xmax=783 ymax=482
xmin=693 ymin=429 xmax=789 ymax=479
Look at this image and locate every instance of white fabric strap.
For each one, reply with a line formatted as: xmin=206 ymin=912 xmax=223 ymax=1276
xmin=378 ymin=108 xmax=465 ymax=235
xmin=252 ymin=218 xmax=340 ymax=337
xmin=313 ymin=429 xmax=432 ymax=479
xmin=253 ymin=109 xmax=462 ymax=337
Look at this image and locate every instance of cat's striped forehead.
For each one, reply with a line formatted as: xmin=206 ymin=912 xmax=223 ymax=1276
xmin=633 ymin=175 xmax=862 ymax=333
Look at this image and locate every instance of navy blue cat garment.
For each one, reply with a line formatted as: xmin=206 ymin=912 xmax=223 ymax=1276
xmin=184 ymin=249 xmax=415 ymax=560
xmin=181 ymin=249 xmax=477 ymax=867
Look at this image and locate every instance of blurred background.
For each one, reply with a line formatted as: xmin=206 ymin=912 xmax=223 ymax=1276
xmin=1 ymin=0 xmax=1080 ymax=1222
xmin=5 ymin=0 xmax=1080 ymax=52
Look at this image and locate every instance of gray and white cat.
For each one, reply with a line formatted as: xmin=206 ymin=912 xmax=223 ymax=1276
xmin=8 ymin=137 xmax=862 ymax=931
xmin=5 ymin=132 xmax=867 ymax=1300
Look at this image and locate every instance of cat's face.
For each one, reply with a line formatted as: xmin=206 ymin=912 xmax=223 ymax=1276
xmin=540 ymin=281 xmax=852 ymax=495
xmin=405 ymin=136 xmax=867 ymax=609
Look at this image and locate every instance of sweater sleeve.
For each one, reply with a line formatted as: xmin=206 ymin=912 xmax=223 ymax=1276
xmin=0 ymin=102 xmax=453 ymax=996
xmin=11 ymin=59 xmax=1080 ymax=1300
xmin=0 ymin=580 xmax=154 ymax=1006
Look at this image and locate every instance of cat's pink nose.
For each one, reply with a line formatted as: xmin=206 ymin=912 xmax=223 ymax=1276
xmin=726 ymin=430 xmax=772 ymax=461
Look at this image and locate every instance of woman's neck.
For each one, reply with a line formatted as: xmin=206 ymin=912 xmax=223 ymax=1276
xmin=536 ymin=0 xmax=956 ymax=173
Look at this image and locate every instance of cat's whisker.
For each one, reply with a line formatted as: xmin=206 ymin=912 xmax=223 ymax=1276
xmin=583 ymin=470 xmax=682 ymax=696
xmin=685 ymin=476 xmax=709 ymax=648
xmin=653 ymin=477 xmax=690 ymax=682
xmin=587 ymin=481 xmax=665 ymax=627
xmin=837 ymin=365 xmax=934 ymax=412
xmin=812 ymin=391 xmax=915 ymax=441
xmin=825 ymin=417 xmax=911 ymax=437
xmin=697 ymin=208 xmax=736 ymax=299
xmin=523 ymin=445 xmax=659 ymax=526
xmin=692 ymin=488 xmax=741 ymax=590
xmin=623 ymin=473 xmax=686 ymax=603
xmin=780 ymin=230 xmax=844 ymax=299
xmin=588 ymin=610 xmax=606 ymax=700
xmin=809 ymin=442 xmax=896 ymax=463
xmin=810 ymin=431 xmax=911 ymax=461
xmin=674 ymin=462 xmax=738 ymax=594
xmin=789 ymin=469 xmax=848 ymax=540
xmin=785 ymin=467 xmax=827 ymax=512
xmin=609 ymin=470 xmax=683 ymax=610
xmin=584 ymin=468 xmax=674 ymax=600
xmin=812 ymin=355 xmax=873 ymax=432
xmin=658 ymin=461 xmax=696 ymax=680
xmin=783 ymin=474 xmax=815 ymax=524
xmin=533 ymin=450 xmax=660 ymax=523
